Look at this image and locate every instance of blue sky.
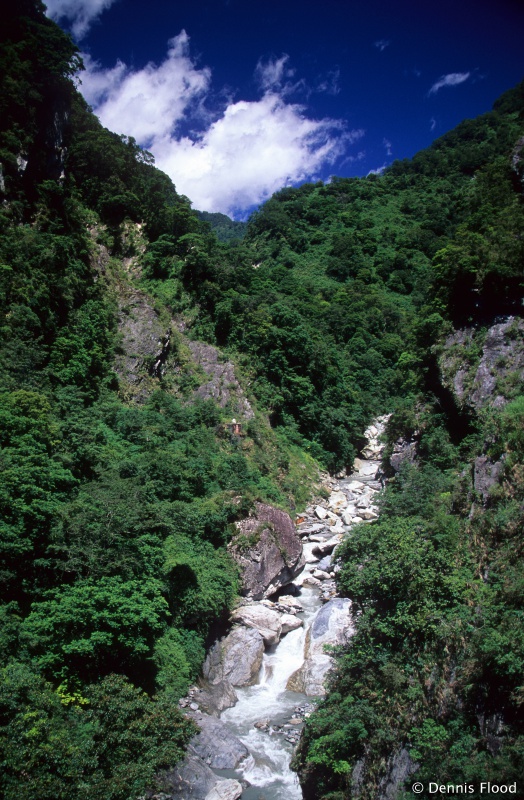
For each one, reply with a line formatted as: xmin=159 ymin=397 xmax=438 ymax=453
xmin=46 ymin=0 xmax=524 ymax=218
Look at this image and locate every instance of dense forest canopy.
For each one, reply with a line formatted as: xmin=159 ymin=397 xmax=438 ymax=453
xmin=0 ymin=2 xmax=523 ymax=798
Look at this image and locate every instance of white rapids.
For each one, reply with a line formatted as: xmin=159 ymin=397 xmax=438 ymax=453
xmin=220 ymin=587 xmax=320 ymax=800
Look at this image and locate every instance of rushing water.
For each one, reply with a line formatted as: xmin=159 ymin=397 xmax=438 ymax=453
xmin=220 ymin=586 xmax=322 ymax=800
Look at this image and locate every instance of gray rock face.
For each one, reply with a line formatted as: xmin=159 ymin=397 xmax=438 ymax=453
xmin=474 ymin=456 xmax=504 ymax=504
xmin=439 ymin=317 xmax=524 ymax=411
xmin=377 ymin=748 xmax=419 ymax=800
xmin=511 ymin=136 xmax=524 ymax=192
xmin=390 ymin=438 xmax=417 ymax=473
xmin=194 ymin=679 xmax=238 ymax=716
xmin=287 ymin=598 xmax=354 ymax=695
xmin=114 ymin=289 xmax=171 ymax=397
xmin=161 ymin=745 xmax=219 ymax=799
xmin=230 ymin=603 xmax=282 ymax=646
xmin=229 ymin=503 xmax=305 ymax=599
xmin=187 ymin=340 xmax=254 ymax=419
xmin=203 ymin=626 xmax=264 ymax=687
xmin=190 ymin=714 xmax=249 ymax=769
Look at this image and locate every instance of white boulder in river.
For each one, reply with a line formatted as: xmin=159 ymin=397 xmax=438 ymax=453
xmin=286 ymin=597 xmax=354 ymax=695
xmin=230 ymin=602 xmax=283 ymax=646
xmin=204 ymin=779 xmax=243 ymax=800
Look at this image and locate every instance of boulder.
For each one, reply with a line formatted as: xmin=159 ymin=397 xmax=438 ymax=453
xmin=317 ymin=555 xmax=332 ymax=572
xmin=357 ymin=460 xmax=379 ymax=477
xmin=287 ymin=598 xmax=354 ymax=695
xmin=312 ymin=569 xmax=332 ymax=581
xmin=194 ymin=679 xmax=238 ymax=716
xmin=281 ymin=613 xmax=303 ymax=634
xmin=328 ymin=490 xmax=348 ymax=512
xmin=314 ymin=505 xmax=328 ymax=520
xmin=231 ymin=603 xmax=282 ymax=646
xmin=203 ymin=626 xmax=264 ymax=687
xmin=190 ymin=714 xmax=249 ymax=769
xmin=277 ymin=595 xmax=304 ymax=612
xmin=297 ymin=522 xmax=325 ymax=533
xmin=162 ymin=745 xmax=218 ymax=799
xmin=205 ymin=780 xmax=243 ymax=800
xmin=229 ymin=503 xmax=305 ymax=599
xmin=341 ymin=507 xmax=357 ymax=525
xmin=312 ymin=535 xmax=343 ymax=557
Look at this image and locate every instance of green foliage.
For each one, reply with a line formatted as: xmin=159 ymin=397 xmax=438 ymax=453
xmin=295 ymin=393 xmax=524 ymax=798
xmin=21 ymin=578 xmax=168 ymax=682
xmin=197 ymin=210 xmax=247 ymax=242
xmin=0 ymin=664 xmax=194 ymax=800
xmin=153 ymin=628 xmax=205 ymax=698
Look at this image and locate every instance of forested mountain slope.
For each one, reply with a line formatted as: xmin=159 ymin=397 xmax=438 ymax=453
xmin=0 ymin=2 xmax=523 ymax=799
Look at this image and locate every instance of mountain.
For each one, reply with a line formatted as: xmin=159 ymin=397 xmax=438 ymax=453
xmin=196 ymin=210 xmax=248 ymax=242
xmin=0 ymin=3 xmax=523 ymax=799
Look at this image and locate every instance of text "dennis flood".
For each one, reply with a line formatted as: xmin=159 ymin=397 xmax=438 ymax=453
xmin=412 ymin=783 xmax=518 ymax=795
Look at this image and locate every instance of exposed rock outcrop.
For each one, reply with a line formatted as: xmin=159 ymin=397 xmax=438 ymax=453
xmin=189 ymin=713 xmax=249 ymax=770
xmin=186 ymin=340 xmax=254 ymax=419
xmin=112 ymin=269 xmax=254 ymax=413
xmin=202 ymin=626 xmax=264 ymax=687
xmin=161 ymin=745 xmax=221 ymax=799
xmin=473 ymin=455 xmax=505 ymax=505
xmin=229 ymin=503 xmax=305 ymax=599
xmin=390 ymin=437 xmax=417 ymax=473
xmin=439 ymin=317 xmax=524 ymax=411
xmin=114 ymin=289 xmax=172 ymax=399
xmin=286 ymin=598 xmax=354 ymax=695
xmin=230 ymin=603 xmax=283 ymax=646
xmin=191 ymin=679 xmax=238 ymax=717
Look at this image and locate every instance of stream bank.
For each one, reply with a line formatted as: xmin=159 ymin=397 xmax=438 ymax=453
xmin=164 ymin=418 xmax=388 ymax=800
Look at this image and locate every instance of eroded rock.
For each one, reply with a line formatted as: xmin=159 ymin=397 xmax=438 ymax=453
xmin=161 ymin=746 xmax=219 ymax=799
xmin=204 ymin=779 xmax=243 ymax=800
xmin=203 ymin=626 xmax=264 ymax=687
xmin=193 ymin=679 xmax=238 ymax=717
xmin=190 ymin=714 xmax=249 ymax=770
xmin=287 ymin=597 xmax=354 ymax=695
xmin=230 ymin=603 xmax=282 ymax=646
xmin=229 ymin=503 xmax=305 ymax=599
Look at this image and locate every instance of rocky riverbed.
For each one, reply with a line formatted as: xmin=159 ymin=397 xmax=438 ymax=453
xmin=162 ymin=417 xmax=389 ymax=800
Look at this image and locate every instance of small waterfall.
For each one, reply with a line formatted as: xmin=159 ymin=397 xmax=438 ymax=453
xmin=220 ymin=587 xmax=320 ymax=799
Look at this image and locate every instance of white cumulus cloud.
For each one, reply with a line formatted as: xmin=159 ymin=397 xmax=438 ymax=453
xmin=45 ymin=0 xmax=119 ymax=39
xmin=80 ymin=33 xmax=361 ymax=217
xmin=428 ymin=71 xmax=471 ymax=95
xmin=80 ymin=32 xmax=211 ymax=146
xmin=154 ymin=95 xmax=360 ymax=216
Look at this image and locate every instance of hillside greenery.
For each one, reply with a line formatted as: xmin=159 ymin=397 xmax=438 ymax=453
xmin=1 ymin=2 xmax=523 ymax=798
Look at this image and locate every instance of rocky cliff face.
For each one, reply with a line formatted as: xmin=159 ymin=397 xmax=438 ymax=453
xmin=228 ymin=502 xmax=305 ymax=599
xmin=438 ymin=316 xmax=524 ymax=411
xmin=106 ymin=229 xmax=255 ymax=416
